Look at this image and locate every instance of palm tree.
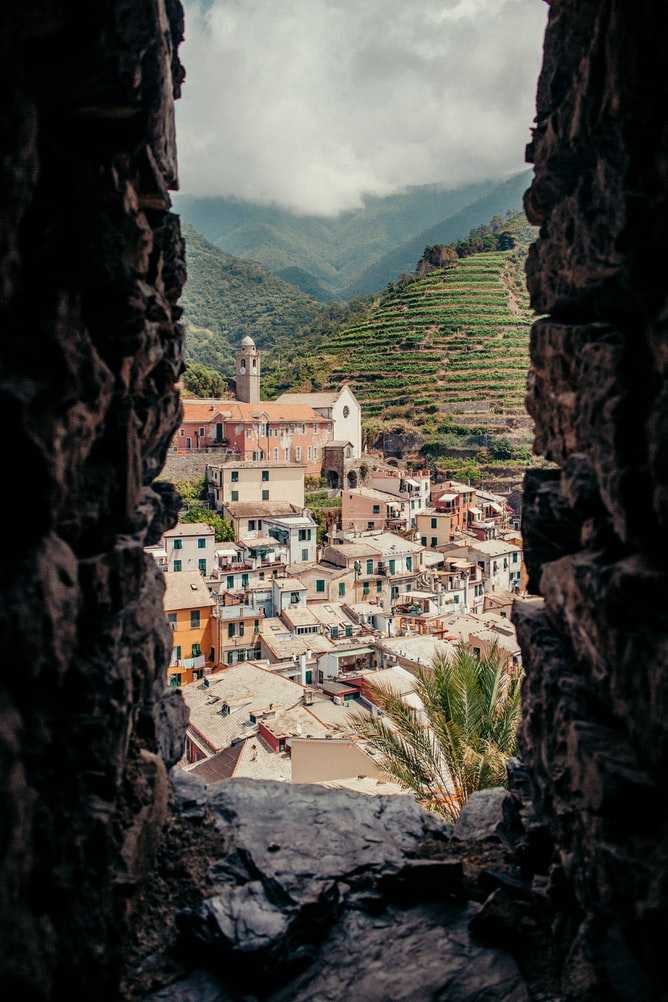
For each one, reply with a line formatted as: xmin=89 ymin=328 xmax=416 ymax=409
xmin=352 ymin=643 xmax=522 ymax=822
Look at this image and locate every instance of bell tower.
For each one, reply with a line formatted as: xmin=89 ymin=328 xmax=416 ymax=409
xmin=236 ymin=335 xmax=260 ymax=404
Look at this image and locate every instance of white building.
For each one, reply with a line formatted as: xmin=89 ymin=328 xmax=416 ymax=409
xmin=262 ymin=512 xmax=318 ymax=565
xmin=464 ymin=539 xmax=522 ymax=594
xmin=275 ymin=385 xmax=362 ymax=458
xmin=162 ymin=522 xmax=216 ymax=576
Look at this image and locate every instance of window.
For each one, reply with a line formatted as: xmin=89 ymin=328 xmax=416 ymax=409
xmin=262 ymin=470 xmax=269 ymax=481
xmin=366 ymin=559 xmax=373 ymax=574
xmin=190 ymin=610 xmax=200 ymax=629
xmin=173 ymin=560 xmax=182 ymax=572
xmin=338 ymin=582 xmax=346 ymax=597
xmin=199 ymin=427 xmax=205 ymax=437
xmin=421 ymin=536 xmax=427 ymax=546
xmin=343 ymin=405 xmax=350 ymax=418
xmin=169 ymin=673 xmax=181 ymax=687
xmin=363 ymin=582 xmax=370 ymax=595
xmin=239 ymin=623 xmax=245 ymax=637
xmin=249 ymin=520 xmax=256 ymax=531
xmin=242 ymin=573 xmax=249 ymax=588
xmin=254 ymin=619 xmax=260 ymax=633
xmin=512 ymin=552 xmax=519 ymax=563
xmin=372 ymin=505 xmax=380 ymax=514
xmin=299 ymin=528 xmax=312 ymax=541
xmin=198 ymin=559 xmax=207 ymax=575
xmin=290 ymin=591 xmax=301 ymax=605
xmin=174 ymin=645 xmax=181 ymax=661
xmin=406 ymin=557 xmax=412 ymax=571
xmin=431 ymin=537 xmax=438 ymax=548
xmin=273 ymin=448 xmax=279 ymax=462
xmin=301 ymin=548 xmax=309 ymax=561
xmin=344 ymin=625 xmax=352 ymax=637
xmin=231 ymin=490 xmax=239 ymax=502
xmin=376 ymin=581 xmax=382 ymax=592
xmin=331 ymin=627 xmax=339 ymax=639
xmin=316 ymin=579 xmax=325 ymax=593
xmin=284 ymin=448 xmax=290 ymax=461
xmin=431 ymin=517 xmax=437 ymax=529
xmin=167 ymin=612 xmax=177 ymax=628
xmin=260 ymin=422 xmax=266 ymax=435
xmin=295 ymin=446 xmax=302 ymax=462
xmin=173 ymin=538 xmax=182 ymax=550
xmin=226 ymin=575 xmax=234 ymax=589
xmin=262 ymin=489 xmax=269 ymax=501
xmin=191 ymin=643 xmax=201 ymax=657
xmin=388 ymin=559 xmax=396 ymax=574
xmin=367 ymin=521 xmax=375 ymax=530
xmin=305 ymin=670 xmax=313 ymax=685
xmin=197 ymin=537 xmax=206 ymax=548
xmin=228 ymin=623 xmax=236 ymax=638
xmin=231 ymin=470 xmax=239 ymax=482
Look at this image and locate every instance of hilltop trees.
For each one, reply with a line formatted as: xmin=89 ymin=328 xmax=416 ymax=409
xmin=416 ymin=244 xmax=459 ymax=276
xmin=183 ymin=362 xmax=227 ymax=398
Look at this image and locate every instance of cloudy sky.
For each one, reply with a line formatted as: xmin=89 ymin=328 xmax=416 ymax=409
xmin=177 ymin=0 xmax=547 ymax=216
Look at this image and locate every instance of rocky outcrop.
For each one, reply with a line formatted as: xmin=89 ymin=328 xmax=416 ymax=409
xmin=516 ymin=2 xmax=668 ymax=999
xmin=0 ymin=1 xmax=187 ymax=997
xmin=130 ymin=774 xmax=554 ymax=1001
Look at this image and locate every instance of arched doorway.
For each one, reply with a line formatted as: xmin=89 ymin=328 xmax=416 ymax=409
xmin=347 ymin=470 xmax=358 ymax=489
xmin=326 ymin=470 xmax=339 ymax=489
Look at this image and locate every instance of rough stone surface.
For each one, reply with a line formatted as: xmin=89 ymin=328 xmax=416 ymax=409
xmin=149 ymin=777 xmax=530 ymax=1002
xmin=453 ymin=788 xmax=523 ymax=846
xmin=517 ymin=2 xmax=668 ymax=999
xmin=0 ymin=2 xmax=187 ymax=997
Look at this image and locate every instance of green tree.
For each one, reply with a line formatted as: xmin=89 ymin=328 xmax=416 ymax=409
xmin=180 ymin=506 xmax=235 ymax=543
xmin=352 ymin=644 xmax=522 ymax=821
xmin=183 ymin=362 xmax=226 ymax=398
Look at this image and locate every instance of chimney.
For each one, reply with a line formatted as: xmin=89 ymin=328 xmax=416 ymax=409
xmin=299 ymin=653 xmax=308 ymax=686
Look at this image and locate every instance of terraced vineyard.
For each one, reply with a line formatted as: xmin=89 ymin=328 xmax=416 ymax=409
xmin=325 ymin=248 xmax=534 ymax=446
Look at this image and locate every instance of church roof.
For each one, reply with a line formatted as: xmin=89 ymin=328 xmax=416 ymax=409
xmin=240 ymin=335 xmax=255 ymax=347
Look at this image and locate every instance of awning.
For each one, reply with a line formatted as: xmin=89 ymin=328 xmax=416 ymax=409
xmin=469 ymin=506 xmax=482 ymax=517
xmin=489 ymin=501 xmax=504 ymax=513
xmin=438 ymin=493 xmax=456 ymax=502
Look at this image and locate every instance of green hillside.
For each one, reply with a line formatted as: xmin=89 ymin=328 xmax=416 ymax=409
xmin=312 ymin=214 xmax=538 ymax=481
xmin=175 ymin=175 xmax=526 ymax=298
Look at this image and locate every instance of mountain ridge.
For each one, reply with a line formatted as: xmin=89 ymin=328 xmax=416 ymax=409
xmin=175 ymin=174 xmax=527 ymax=297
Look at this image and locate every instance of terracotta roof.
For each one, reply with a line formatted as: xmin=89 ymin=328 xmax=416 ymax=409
xmin=225 ymin=502 xmax=302 ymax=518
xmin=189 ymin=742 xmax=245 ymax=782
xmin=181 ymin=400 xmax=229 ymax=423
xmin=164 ymin=522 xmax=214 ymax=537
xmin=163 ymin=571 xmax=215 ymax=612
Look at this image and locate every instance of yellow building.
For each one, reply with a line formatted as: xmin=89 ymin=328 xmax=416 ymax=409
xmin=207 ymin=460 xmax=305 ymax=510
xmin=164 ymin=571 xmax=217 ymax=686
xmin=416 ymin=509 xmax=453 ymax=548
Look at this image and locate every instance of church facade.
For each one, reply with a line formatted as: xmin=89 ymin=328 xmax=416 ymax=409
xmin=176 ymin=337 xmax=361 ymax=478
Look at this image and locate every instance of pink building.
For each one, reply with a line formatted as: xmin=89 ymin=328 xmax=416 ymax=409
xmin=341 ymin=487 xmax=411 ymax=533
xmin=175 ymin=399 xmax=333 ymax=477
xmin=174 ymin=339 xmax=333 ymax=477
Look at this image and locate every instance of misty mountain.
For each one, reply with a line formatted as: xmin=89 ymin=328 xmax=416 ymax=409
xmin=174 ymin=178 xmax=506 ymax=298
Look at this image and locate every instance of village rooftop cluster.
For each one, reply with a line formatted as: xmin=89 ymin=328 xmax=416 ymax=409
xmin=149 ymin=337 xmax=525 ymax=794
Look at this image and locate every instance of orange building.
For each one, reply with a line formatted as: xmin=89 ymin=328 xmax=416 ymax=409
xmin=164 ymin=571 xmax=217 ymax=686
xmin=432 ymin=480 xmax=476 ymax=532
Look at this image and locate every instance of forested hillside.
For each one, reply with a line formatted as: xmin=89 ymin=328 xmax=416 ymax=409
xmin=182 ymin=223 xmax=368 ymax=386
xmin=176 ymin=173 xmax=528 ymax=298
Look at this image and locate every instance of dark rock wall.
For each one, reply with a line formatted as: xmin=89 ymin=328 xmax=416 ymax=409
xmin=0 ymin=1 xmax=187 ymax=997
xmin=516 ymin=1 xmax=668 ymax=999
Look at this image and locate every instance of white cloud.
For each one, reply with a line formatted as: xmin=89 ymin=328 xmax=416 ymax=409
xmin=176 ymin=0 xmax=547 ymax=215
